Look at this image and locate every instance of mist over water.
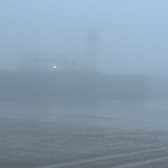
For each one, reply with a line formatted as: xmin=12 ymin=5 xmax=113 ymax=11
xmin=1 ymin=0 xmax=168 ymax=167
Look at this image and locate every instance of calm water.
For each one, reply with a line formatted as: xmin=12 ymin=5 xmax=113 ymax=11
xmin=0 ymin=102 xmax=168 ymax=167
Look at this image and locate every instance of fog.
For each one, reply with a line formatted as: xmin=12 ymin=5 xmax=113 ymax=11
xmin=0 ymin=0 xmax=168 ymax=75
xmin=1 ymin=1 xmax=168 ymax=167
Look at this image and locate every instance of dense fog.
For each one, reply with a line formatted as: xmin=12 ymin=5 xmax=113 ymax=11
xmin=1 ymin=1 xmax=168 ymax=167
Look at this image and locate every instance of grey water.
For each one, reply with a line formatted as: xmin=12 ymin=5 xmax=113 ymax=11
xmin=1 ymin=100 xmax=168 ymax=167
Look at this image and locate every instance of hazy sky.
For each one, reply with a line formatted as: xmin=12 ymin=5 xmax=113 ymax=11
xmin=0 ymin=0 xmax=168 ymax=75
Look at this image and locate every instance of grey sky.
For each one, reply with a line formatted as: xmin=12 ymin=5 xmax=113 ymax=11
xmin=0 ymin=0 xmax=168 ymax=75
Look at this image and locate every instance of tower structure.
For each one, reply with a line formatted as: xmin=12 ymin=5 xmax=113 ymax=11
xmin=87 ymin=28 xmax=101 ymax=72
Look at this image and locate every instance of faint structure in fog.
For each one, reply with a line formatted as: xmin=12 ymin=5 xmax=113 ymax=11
xmin=19 ymin=54 xmax=79 ymax=72
xmin=18 ymin=29 xmax=101 ymax=72
xmin=87 ymin=28 xmax=101 ymax=72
